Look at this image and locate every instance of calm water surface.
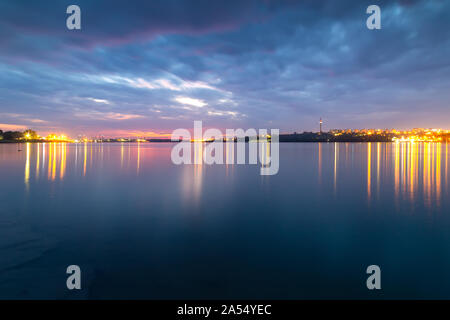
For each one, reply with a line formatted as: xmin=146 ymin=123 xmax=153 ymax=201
xmin=0 ymin=142 xmax=449 ymax=299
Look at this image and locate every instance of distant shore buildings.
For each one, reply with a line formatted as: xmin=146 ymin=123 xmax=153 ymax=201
xmin=1 ymin=126 xmax=450 ymax=143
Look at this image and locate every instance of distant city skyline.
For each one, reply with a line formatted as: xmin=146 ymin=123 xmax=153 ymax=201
xmin=2 ymin=125 xmax=449 ymax=143
xmin=1 ymin=0 xmax=450 ymax=137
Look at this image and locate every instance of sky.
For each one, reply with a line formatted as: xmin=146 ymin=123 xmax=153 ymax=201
xmin=0 ymin=0 xmax=449 ymax=137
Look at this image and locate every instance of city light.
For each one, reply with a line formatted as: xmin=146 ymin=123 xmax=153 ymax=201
xmin=2 ymin=127 xmax=450 ymax=144
xmin=330 ymin=128 xmax=450 ymax=142
xmin=43 ymin=134 xmax=74 ymax=142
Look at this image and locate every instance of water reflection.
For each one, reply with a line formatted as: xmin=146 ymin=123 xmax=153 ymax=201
xmin=42 ymin=142 xmax=45 ymax=172
xmin=446 ymin=144 xmax=448 ymax=190
xmin=318 ymin=143 xmax=322 ymax=183
xmin=193 ymin=142 xmax=203 ymax=202
xmin=320 ymin=142 xmax=448 ymax=209
xmin=15 ymin=142 xmax=449 ymax=210
xmin=60 ymin=143 xmax=66 ymax=180
xmin=394 ymin=142 xmax=400 ymax=199
xmin=83 ymin=143 xmax=87 ymax=176
xmin=392 ymin=142 xmax=445 ymax=208
xmin=121 ymin=142 xmax=124 ymax=168
xmin=334 ymin=143 xmax=338 ymax=194
xmin=180 ymin=142 xmax=204 ymax=206
xmin=36 ymin=143 xmax=40 ymax=180
xmin=24 ymin=143 xmax=30 ymax=190
xmin=367 ymin=142 xmax=371 ymax=201
xmin=259 ymin=140 xmax=271 ymax=168
xmin=3 ymin=141 xmax=450 ymax=299
xmin=137 ymin=141 xmax=141 ymax=174
xmin=376 ymin=142 xmax=380 ymax=198
xmin=47 ymin=142 xmax=52 ymax=180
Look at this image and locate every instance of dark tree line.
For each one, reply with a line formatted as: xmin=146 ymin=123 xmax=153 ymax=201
xmin=0 ymin=129 xmax=38 ymax=141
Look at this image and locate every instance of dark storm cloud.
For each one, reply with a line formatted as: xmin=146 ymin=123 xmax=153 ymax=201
xmin=0 ymin=0 xmax=449 ymax=136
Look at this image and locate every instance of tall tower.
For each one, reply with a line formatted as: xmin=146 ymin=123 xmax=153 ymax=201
xmin=319 ymin=118 xmax=323 ymax=134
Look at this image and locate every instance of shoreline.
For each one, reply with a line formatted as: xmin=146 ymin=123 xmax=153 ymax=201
xmin=1 ymin=140 xmax=448 ymax=144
